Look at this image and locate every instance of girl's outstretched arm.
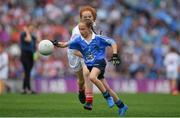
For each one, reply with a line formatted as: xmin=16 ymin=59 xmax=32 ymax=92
xmin=51 ymin=40 xmax=69 ymax=48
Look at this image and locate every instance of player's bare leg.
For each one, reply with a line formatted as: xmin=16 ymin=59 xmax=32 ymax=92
xmin=83 ymin=65 xmax=93 ymax=110
xmin=0 ymin=80 xmax=4 ymax=94
xmin=75 ymin=69 xmax=86 ymax=104
xmin=171 ymin=80 xmax=178 ymax=95
xmin=89 ymin=68 xmax=106 ymax=92
xmin=100 ymin=79 xmax=119 ymax=101
xmin=88 ymin=68 xmax=114 ymax=108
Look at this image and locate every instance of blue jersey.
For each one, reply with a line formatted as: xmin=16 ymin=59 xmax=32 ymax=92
xmin=68 ymin=33 xmax=116 ymax=66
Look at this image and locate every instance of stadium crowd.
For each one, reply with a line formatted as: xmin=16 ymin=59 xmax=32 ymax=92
xmin=0 ymin=0 xmax=179 ymax=80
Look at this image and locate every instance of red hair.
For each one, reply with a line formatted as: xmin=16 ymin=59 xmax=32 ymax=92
xmin=80 ymin=5 xmax=97 ymax=21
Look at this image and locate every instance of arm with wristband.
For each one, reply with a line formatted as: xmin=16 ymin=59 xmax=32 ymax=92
xmin=109 ymin=44 xmax=121 ymax=66
xmin=51 ymin=39 xmax=69 ymax=48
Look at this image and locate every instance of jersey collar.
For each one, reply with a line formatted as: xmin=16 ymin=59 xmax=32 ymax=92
xmin=81 ymin=32 xmax=96 ymax=44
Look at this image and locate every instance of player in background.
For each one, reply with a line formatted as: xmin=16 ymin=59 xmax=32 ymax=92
xmin=54 ymin=19 xmax=128 ymax=116
xmin=164 ymin=47 xmax=180 ymax=95
xmin=52 ymin=5 xmax=97 ymax=110
xmin=0 ymin=42 xmax=8 ymax=94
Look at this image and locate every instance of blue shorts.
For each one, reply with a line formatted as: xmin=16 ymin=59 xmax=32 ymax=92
xmin=87 ymin=59 xmax=106 ymax=79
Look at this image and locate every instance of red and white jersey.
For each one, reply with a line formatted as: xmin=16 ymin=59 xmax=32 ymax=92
xmin=70 ymin=25 xmax=80 ymax=41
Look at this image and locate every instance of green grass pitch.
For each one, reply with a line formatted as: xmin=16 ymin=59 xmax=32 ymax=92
xmin=0 ymin=93 xmax=180 ymax=117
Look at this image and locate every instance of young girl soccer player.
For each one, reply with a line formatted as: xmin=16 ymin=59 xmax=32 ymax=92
xmin=53 ymin=5 xmax=97 ymax=110
xmin=54 ymin=19 xmax=128 ymax=116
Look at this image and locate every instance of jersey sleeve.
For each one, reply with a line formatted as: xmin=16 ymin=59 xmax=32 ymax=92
xmin=68 ymin=38 xmax=81 ymax=51
xmin=98 ymin=35 xmax=116 ymax=46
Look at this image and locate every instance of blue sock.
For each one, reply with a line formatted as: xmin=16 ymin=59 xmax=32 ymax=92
xmin=103 ymin=91 xmax=110 ymax=99
xmin=115 ymin=100 xmax=124 ymax=108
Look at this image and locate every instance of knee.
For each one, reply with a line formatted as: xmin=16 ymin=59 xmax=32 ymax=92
xmin=88 ymin=76 xmax=96 ymax=83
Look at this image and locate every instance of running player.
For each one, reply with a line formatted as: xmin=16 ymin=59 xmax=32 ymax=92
xmin=55 ymin=19 xmax=128 ymax=116
xmin=52 ymin=5 xmax=97 ymax=110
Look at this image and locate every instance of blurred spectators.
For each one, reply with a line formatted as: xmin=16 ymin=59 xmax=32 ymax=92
xmin=0 ymin=0 xmax=179 ymax=80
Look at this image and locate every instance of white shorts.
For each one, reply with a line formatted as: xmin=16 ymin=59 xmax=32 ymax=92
xmin=167 ymin=70 xmax=178 ymax=80
xmin=67 ymin=49 xmax=84 ymax=72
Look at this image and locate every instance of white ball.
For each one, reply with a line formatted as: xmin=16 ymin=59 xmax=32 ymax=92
xmin=38 ymin=39 xmax=54 ymax=55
